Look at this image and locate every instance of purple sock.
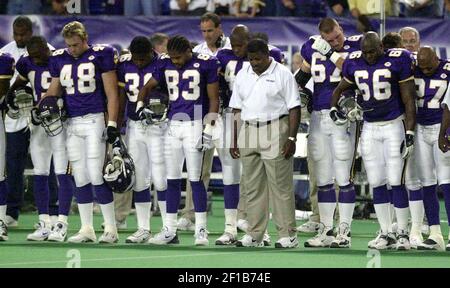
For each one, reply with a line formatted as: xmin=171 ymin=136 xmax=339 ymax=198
xmin=33 ymin=175 xmax=49 ymax=215
xmin=391 ymin=185 xmax=409 ymax=209
xmin=318 ymin=184 xmax=336 ymax=203
xmin=57 ymin=175 xmax=74 ymax=216
xmin=441 ymin=184 xmax=450 ymax=224
xmin=191 ymin=180 xmax=207 ymax=212
xmin=409 ymin=188 xmax=423 ymax=201
xmin=157 ymin=190 xmax=166 ymax=201
xmin=134 ymin=189 xmax=151 ymax=203
xmin=423 ymin=185 xmax=440 ymax=226
xmin=224 ymin=184 xmax=239 ymax=209
xmin=75 ymin=183 xmax=94 ymax=204
xmin=373 ymin=185 xmax=390 ymax=204
xmin=93 ymin=183 xmax=113 ymax=205
xmin=389 ymin=188 xmax=394 ymax=204
xmin=338 ymin=184 xmax=356 ymax=203
xmin=0 ymin=180 xmax=8 ymax=206
xmin=166 ymin=179 xmax=181 ymax=213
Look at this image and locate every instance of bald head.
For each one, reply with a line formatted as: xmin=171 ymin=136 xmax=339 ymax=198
xmin=418 ymin=46 xmax=439 ymax=76
xmin=230 ymin=24 xmax=251 ymax=58
xmin=361 ymin=32 xmax=383 ymax=65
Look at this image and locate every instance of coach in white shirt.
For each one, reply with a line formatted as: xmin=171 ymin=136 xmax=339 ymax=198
xmin=0 ymin=16 xmax=54 ymax=226
xmin=229 ymin=38 xmax=301 ymax=248
xmin=440 ymin=88 xmax=450 ymax=153
xmin=193 ymin=12 xmax=230 ymax=57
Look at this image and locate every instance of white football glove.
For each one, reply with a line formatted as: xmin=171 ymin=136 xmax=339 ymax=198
xmin=312 ymin=37 xmax=332 ymax=56
xmin=401 ymin=130 xmax=415 ymax=159
xmin=195 ymin=124 xmax=214 ymax=152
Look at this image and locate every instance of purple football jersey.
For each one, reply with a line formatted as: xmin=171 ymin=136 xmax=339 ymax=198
xmin=0 ymin=52 xmax=15 ymax=80
xmin=216 ymin=46 xmax=283 ymax=107
xmin=301 ymin=35 xmax=362 ymax=111
xmin=49 ymin=44 xmax=117 ymax=117
xmin=16 ymin=54 xmax=52 ymax=103
xmin=415 ymin=59 xmax=450 ymax=125
xmin=117 ymin=53 xmax=160 ymax=120
xmin=343 ymin=48 xmax=414 ymax=122
xmin=152 ymin=53 xmax=220 ymax=120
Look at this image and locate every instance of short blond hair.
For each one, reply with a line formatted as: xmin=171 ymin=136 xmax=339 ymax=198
xmin=62 ymin=21 xmax=88 ymax=41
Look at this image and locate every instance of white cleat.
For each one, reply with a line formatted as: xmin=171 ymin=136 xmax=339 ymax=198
xmin=0 ymin=220 xmax=8 ymax=241
xmin=27 ymin=221 xmax=51 ymax=241
xmin=148 ymin=227 xmax=179 ymax=245
xmin=275 ymin=236 xmax=299 ymax=248
xmin=304 ymin=224 xmax=334 ymax=248
xmin=5 ymin=215 xmax=18 ymax=228
xmin=236 ymin=234 xmax=264 ymax=247
xmin=418 ymin=234 xmax=445 ymax=251
xmin=68 ymin=227 xmax=97 ymax=243
xmin=99 ymin=231 xmax=119 ymax=244
xmin=368 ymin=233 xmax=397 ymax=250
xmin=215 ymin=232 xmax=237 ymax=245
xmin=48 ymin=221 xmax=68 ymax=242
xmin=263 ymin=232 xmax=271 ymax=246
xmin=177 ymin=217 xmax=195 ymax=231
xmin=194 ymin=228 xmax=209 ymax=246
xmin=409 ymin=230 xmax=423 ymax=249
xmin=237 ymin=219 xmax=249 ymax=233
xmin=330 ymin=222 xmax=351 ymax=248
xmin=296 ymin=221 xmax=320 ymax=233
xmin=396 ymin=230 xmax=411 ymax=251
xmin=126 ymin=229 xmax=151 ymax=244
xmin=421 ymin=224 xmax=430 ymax=235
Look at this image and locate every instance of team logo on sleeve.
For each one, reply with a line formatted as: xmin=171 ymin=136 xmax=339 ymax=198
xmin=384 ymin=62 xmax=391 ymax=67
xmin=89 ymin=55 xmax=95 ymax=61
xmin=441 ymin=73 xmax=447 ymax=79
xmin=194 ymin=63 xmax=200 ymax=68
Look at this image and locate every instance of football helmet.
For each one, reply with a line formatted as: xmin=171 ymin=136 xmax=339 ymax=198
xmin=298 ymin=87 xmax=313 ymax=113
xmin=103 ymin=139 xmax=135 ymax=193
xmin=38 ymin=96 xmax=66 ymax=137
xmin=141 ymin=88 xmax=169 ymax=125
xmin=337 ymin=95 xmax=363 ymax=122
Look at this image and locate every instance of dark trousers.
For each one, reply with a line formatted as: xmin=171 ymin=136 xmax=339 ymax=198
xmin=6 ymin=128 xmax=30 ymax=220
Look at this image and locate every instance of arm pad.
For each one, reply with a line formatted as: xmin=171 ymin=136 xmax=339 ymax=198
xmin=294 ymin=69 xmax=312 ymax=88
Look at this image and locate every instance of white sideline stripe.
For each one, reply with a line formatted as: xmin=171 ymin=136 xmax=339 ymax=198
xmin=0 ymin=250 xmax=278 ymax=267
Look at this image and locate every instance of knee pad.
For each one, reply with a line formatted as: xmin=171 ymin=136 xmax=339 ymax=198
xmin=308 ymin=133 xmax=325 ymax=162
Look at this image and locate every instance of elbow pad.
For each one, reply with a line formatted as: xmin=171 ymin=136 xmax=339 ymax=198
xmin=294 ymin=69 xmax=312 ymax=88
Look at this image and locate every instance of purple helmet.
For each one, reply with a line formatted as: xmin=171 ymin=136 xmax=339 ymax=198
xmin=141 ymin=87 xmax=169 ymax=125
xmin=103 ymin=140 xmax=135 ymax=193
xmin=38 ymin=96 xmax=65 ymax=137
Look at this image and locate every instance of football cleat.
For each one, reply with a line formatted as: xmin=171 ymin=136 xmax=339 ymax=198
xmin=237 ymin=219 xmax=249 ymax=233
xmin=304 ymin=224 xmax=335 ymax=248
xmin=68 ymin=227 xmax=97 ymax=243
xmin=215 ymin=232 xmax=237 ymax=245
xmin=99 ymin=231 xmax=119 ymax=244
xmin=148 ymin=227 xmax=179 ymax=245
xmin=368 ymin=233 xmax=397 ymax=250
xmin=236 ymin=234 xmax=264 ymax=247
xmin=296 ymin=220 xmax=320 ymax=233
xmin=263 ymin=232 xmax=271 ymax=246
xmin=396 ymin=230 xmax=411 ymax=251
xmin=126 ymin=229 xmax=151 ymax=244
xmin=194 ymin=228 xmax=209 ymax=246
xmin=418 ymin=234 xmax=445 ymax=251
xmin=275 ymin=236 xmax=299 ymax=248
xmin=5 ymin=215 xmax=18 ymax=228
xmin=330 ymin=222 xmax=351 ymax=248
xmin=48 ymin=221 xmax=68 ymax=242
xmin=177 ymin=217 xmax=195 ymax=231
xmin=409 ymin=228 xmax=423 ymax=249
xmin=0 ymin=220 xmax=8 ymax=241
xmin=27 ymin=221 xmax=50 ymax=241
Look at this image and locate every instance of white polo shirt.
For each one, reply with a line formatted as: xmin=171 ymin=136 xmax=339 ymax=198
xmin=193 ymin=36 xmax=231 ymax=57
xmin=1 ymin=41 xmax=54 ymax=133
xmin=229 ymin=58 xmax=301 ymax=122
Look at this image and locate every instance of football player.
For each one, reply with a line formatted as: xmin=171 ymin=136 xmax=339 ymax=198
xmin=7 ymin=36 xmax=74 ymax=242
xmin=296 ymin=17 xmax=361 ymax=248
xmin=137 ymin=35 xmax=220 ymax=246
xmin=117 ymin=36 xmax=168 ymax=243
xmin=44 ymin=21 xmax=120 ymax=243
xmin=331 ymin=32 xmax=417 ymax=250
xmin=412 ymin=47 xmax=450 ymax=251
xmin=0 ymin=52 xmax=15 ymax=241
xmin=440 ymin=86 xmax=450 ymax=251
xmin=213 ymin=24 xmax=283 ymax=246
